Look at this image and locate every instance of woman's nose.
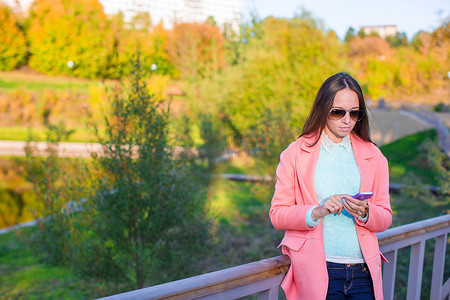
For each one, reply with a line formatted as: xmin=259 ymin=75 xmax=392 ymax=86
xmin=342 ymin=112 xmax=352 ymax=124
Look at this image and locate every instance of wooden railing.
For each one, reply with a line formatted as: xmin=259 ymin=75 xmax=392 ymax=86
xmin=98 ymin=214 xmax=450 ymax=300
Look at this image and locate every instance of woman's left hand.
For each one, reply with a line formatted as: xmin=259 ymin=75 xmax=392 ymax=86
xmin=342 ymin=196 xmax=369 ymax=219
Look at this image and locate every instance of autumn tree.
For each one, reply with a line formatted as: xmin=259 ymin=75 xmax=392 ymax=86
xmin=0 ymin=3 xmax=27 ymax=70
xmin=348 ymin=23 xmax=449 ymax=99
xmin=27 ymin=0 xmax=115 ymax=78
xmin=111 ymin=14 xmax=174 ymax=78
xmin=166 ymin=22 xmax=226 ymax=80
xmin=190 ymin=15 xmax=347 ymax=173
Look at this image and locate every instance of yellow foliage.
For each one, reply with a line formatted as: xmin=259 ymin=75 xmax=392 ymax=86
xmin=166 ymin=22 xmax=226 ymax=79
xmin=0 ymin=3 xmax=27 ymax=70
xmin=28 ymin=0 xmax=114 ymax=78
xmin=147 ymin=74 xmax=171 ymax=99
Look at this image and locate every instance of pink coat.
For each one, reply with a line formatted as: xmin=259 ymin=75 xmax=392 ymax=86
xmin=270 ymin=133 xmax=392 ymax=300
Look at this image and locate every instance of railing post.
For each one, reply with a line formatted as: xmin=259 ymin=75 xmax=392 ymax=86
xmin=257 ymin=287 xmax=278 ymax=300
xmin=383 ymin=249 xmax=398 ymax=300
xmin=407 ymin=241 xmax=425 ymax=300
xmin=430 ymin=234 xmax=447 ymax=300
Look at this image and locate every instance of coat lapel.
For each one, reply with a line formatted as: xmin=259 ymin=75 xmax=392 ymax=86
xmin=296 ymin=134 xmax=321 ymax=204
xmin=351 ymin=134 xmax=375 ymax=192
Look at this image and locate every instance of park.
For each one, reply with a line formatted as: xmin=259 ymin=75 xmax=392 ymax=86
xmin=0 ymin=0 xmax=449 ymax=299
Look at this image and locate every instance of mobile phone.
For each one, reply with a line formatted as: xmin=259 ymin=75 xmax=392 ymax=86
xmin=353 ymin=192 xmax=373 ymax=200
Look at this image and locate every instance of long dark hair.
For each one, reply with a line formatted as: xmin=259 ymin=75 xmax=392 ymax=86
xmin=300 ymin=72 xmax=371 ymax=145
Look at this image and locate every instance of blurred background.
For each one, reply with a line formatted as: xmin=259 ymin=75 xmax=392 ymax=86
xmin=0 ymin=0 xmax=448 ymax=298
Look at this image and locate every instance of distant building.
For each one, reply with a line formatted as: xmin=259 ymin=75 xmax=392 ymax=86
xmin=103 ymin=0 xmax=242 ymax=32
xmin=1 ymin=0 xmax=243 ymax=33
xmin=360 ymin=25 xmax=397 ymax=39
xmin=1 ymin=0 xmax=33 ymax=13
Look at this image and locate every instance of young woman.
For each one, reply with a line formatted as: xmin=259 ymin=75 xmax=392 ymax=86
xmin=270 ymin=73 xmax=392 ymax=300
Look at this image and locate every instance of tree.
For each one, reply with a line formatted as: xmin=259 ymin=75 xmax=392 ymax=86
xmin=199 ymin=16 xmax=345 ymax=140
xmin=0 ymin=3 xmax=27 ymax=70
xmin=166 ymin=22 xmax=226 ymax=80
xmin=27 ymin=0 xmax=115 ymax=78
xmin=78 ymin=54 xmax=210 ymax=290
xmin=386 ymin=32 xmax=409 ymax=48
xmin=344 ymin=27 xmax=356 ymax=42
xmin=112 ymin=20 xmax=174 ymax=78
xmin=23 ymin=54 xmax=210 ymax=295
xmin=24 ymin=122 xmax=87 ymax=267
xmin=188 ymin=16 xmax=346 ymax=174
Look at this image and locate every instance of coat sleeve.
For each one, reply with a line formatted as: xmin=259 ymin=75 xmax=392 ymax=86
xmin=356 ymin=147 xmax=392 ymax=232
xmin=269 ymin=142 xmax=316 ymax=231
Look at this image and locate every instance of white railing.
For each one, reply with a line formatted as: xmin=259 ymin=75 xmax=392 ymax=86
xmin=99 ymin=214 xmax=450 ymax=300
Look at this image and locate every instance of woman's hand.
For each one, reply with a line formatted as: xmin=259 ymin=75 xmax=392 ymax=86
xmin=342 ymin=195 xmax=370 ymax=218
xmin=312 ymin=194 xmax=345 ymax=220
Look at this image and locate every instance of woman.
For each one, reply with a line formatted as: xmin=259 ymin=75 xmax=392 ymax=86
xmin=269 ymin=73 xmax=392 ymax=300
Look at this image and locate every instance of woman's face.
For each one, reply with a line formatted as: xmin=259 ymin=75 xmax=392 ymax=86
xmin=323 ymin=88 xmax=359 ymax=143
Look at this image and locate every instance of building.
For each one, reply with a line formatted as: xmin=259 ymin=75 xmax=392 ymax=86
xmin=1 ymin=0 xmax=33 ymax=13
xmin=1 ymin=0 xmax=243 ymax=32
xmin=360 ymin=25 xmax=397 ymax=39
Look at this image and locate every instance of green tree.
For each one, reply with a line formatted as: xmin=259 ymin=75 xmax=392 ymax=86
xmin=24 ymin=122 xmax=87 ymax=267
xmin=187 ymin=16 xmax=346 ymax=175
xmin=23 ymin=54 xmax=210 ymax=295
xmin=78 ymin=54 xmax=210 ymax=290
xmin=196 ymin=16 xmax=346 ymax=144
xmin=27 ymin=0 xmax=115 ymax=78
xmin=0 ymin=3 xmax=27 ymax=70
xmin=344 ymin=27 xmax=356 ymax=42
xmin=386 ymin=32 xmax=409 ymax=48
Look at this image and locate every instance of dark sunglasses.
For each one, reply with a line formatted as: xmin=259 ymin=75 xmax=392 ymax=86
xmin=329 ymin=109 xmax=364 ymax=121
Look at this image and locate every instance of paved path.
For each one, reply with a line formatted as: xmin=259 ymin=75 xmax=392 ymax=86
xmin=368 ymin=108 xmax=449 ymax=157
xmin=0 ymin=140 xmax=102 ymax=157
xmin=368 ymin=108 xmax=433 ymax=145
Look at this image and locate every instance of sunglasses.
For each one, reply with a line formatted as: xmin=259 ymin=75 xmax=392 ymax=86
xmin=329 ymin=109 xmax=364 ymax=121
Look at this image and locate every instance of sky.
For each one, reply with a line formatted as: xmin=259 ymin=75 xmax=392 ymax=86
xmin=242 ymin=0 xmax=449 ymax=40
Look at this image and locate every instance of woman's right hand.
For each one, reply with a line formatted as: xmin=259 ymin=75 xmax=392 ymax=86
xmin=312 ymin=194 xmax=345 ymax=220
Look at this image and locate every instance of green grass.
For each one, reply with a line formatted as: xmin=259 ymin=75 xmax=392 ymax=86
xmin=0 ymin=229 xmax=93 ymax=299
xmin=207 ymin=177 xmax=270 ymax=224
xmin=0 ymin=127 xmax=103 ymax=143
xmin=380 ymin=129 xmax=438 ymax=185
xmin=0 ymin=80 xmax=92 ymax=92
xmin=0 ymin=71 xmax=102 ymax=92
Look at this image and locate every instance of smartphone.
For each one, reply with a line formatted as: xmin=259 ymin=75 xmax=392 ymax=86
xmin=353 ymin=192 xmax=373 ymax=200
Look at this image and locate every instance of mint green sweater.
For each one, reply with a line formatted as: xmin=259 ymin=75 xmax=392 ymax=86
xmin=306 ymin=134 xmax=365 ymax=263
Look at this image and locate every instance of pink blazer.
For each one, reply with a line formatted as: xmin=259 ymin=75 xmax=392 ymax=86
xmin=270 ymin=133 xmax=392 ymax=300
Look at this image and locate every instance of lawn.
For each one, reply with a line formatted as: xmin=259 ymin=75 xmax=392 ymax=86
xmin=0 ymin=126 xmax=99 ymax=143
xmin=380 ymin=129 xmax=438 ymax=185
xmin=0 ymin=71 xmax=104 ymax=92
xmin=0 ymin=229 xmax=95 ymax=299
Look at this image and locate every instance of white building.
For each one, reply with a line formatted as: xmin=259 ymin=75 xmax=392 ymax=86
xmin=360 ymin=25 xmax=398 ymax=39
xmin=1 ymin=0 xmax=243 ymax=32
xmin=100 ymin=0 xmax=242 ymax=32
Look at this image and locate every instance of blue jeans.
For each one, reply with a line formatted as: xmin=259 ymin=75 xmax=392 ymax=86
xmin=326 ymin=262 xmax=375 ymax=300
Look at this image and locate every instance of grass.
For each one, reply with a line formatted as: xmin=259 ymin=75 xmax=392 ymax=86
xmin=0 ymin=126 xmax=101 ymax=143
xmin=380 ymin=129 xmax=438 ymax=185
xmin=0 ymin=71 xmax=104 ymax=92
xmin=0 ymin=229 xmax=94 ymax=300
